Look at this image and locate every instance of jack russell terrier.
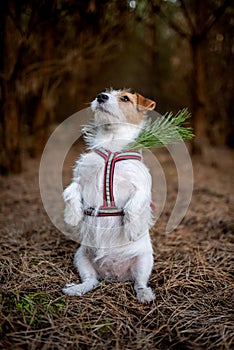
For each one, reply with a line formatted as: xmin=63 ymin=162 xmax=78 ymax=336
xmin=62 ymin=89 xmax=156 ymax=303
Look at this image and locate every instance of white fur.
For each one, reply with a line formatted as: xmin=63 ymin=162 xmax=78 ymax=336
xmin=62 ymin=89 xmax=155 ymax=303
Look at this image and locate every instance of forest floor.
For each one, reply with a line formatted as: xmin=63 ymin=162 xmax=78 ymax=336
xmin=0 ymin=145 xmax=234 ymax=350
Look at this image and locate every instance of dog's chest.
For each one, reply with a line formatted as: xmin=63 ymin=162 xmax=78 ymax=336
xmin=78 ymin=153 xmax=135 ymax=206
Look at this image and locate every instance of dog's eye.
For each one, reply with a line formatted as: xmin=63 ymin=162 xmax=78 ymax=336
xmin=120 ymin=95 xmax=130 ymax=102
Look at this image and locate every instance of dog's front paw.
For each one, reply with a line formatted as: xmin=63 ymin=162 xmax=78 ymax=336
xmin=136 ymin=287 xmax=155 ymax=304
xmin=63 ymin=182 xmax=83 ymax=226
xmin=123 ymin=211 xmax=137 ymax=241
xmin=62 ymin=283 xmax=86 ymax=296
xmin=64 ymin=202 xmax=82 ymax=226
xmin=62 ymin=280 xmax=99 ymax=296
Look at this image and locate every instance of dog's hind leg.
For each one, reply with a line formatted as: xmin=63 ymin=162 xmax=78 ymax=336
xmin=62 ymin=247 xmax=99 ymax=296
xmin=131 ymin=253 xmax=155 ymax=304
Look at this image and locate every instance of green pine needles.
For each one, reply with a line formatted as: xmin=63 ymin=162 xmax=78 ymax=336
xmin=128 ymin=108 xmax=194 ymax=150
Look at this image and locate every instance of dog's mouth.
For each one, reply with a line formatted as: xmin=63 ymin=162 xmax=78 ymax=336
xmin=94 ymin=104 xmax=122 ymax=124
xmin=95 ymin=102 xmax=113 ymax=115
xmin=96 ymin=103 xmax=106 ymax=111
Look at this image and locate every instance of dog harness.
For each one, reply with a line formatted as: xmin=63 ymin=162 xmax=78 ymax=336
xmin=84 ymin=147 xmax=142 ymax=217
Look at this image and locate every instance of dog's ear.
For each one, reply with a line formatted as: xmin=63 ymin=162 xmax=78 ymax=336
xmin=136 ymin=93 xmax=156 ymax=111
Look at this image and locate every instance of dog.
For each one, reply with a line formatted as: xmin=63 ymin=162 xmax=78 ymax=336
xmin=62 ymin=89 xmax=156 ymax=303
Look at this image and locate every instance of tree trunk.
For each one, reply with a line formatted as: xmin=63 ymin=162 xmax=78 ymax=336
xmin=190 ymin=0 xmax=210 ymax=154
xmin=0 ymin=2 xmax=22 ymax=174
xmin=30 ymin=97 xmax=49 ymax=158
xmin=0 ymin=81 xmax=22 ymax=174
xmin=190 ymin=37 xmax=209 ymax=154
xmin=30 ymin=26 xmax=54 ymax=158
xmin=145 ymin=4 xmax=158 ymax=95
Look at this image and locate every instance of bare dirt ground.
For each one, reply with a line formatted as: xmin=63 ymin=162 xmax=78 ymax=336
xmin=0 ymin=145 xmax=234 ymax=350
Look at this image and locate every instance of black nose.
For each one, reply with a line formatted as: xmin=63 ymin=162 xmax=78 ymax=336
xmin=97 ymin=93 xmax=109 ymax=104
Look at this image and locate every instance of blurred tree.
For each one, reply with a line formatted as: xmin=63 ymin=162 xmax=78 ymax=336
xmin=131 ymin=0 xmax=190 ymax=111
xmin=0 ymin=0 xmax=61 ymax=172
xmin=0 ymin=0 xmax=23 ymax=173
xmin=0 ymin=0 xmax=233 ymax=174
xmin=156 ymin=0 xmax=233 ymax=153
xmin=206 ymin=4 xmax=234 ymax=147
xmin=0 ymin=0 xmax=130 ymax=174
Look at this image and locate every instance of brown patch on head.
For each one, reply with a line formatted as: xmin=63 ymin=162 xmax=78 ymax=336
xmin=117 ymin=90 xmax=156 ymax=125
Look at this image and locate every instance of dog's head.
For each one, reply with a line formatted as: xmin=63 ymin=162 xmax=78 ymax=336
xmin=91 ymin=89 xmax=156 ymax=126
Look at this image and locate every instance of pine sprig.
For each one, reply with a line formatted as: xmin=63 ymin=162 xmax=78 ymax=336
xmin=128 ymin=108 xmax=194 ymax=150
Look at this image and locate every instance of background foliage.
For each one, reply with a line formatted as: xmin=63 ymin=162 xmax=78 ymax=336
xmin=0 ymin=0 xmax=233 ymax=174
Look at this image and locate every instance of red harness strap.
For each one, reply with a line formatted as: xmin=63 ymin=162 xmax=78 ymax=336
xmin=84 ymin=148 xmax=142 ymax=217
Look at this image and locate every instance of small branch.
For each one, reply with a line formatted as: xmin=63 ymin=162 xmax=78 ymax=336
xmin=156 ymin=1 xmax=191 ymax=39
xmin=161 ymin=11 xmax=190 ymax=39
xmin=201 ymin=0 xmax=233 ymax=38
xmin=180 ymin=0 xmax=196 ymax=34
